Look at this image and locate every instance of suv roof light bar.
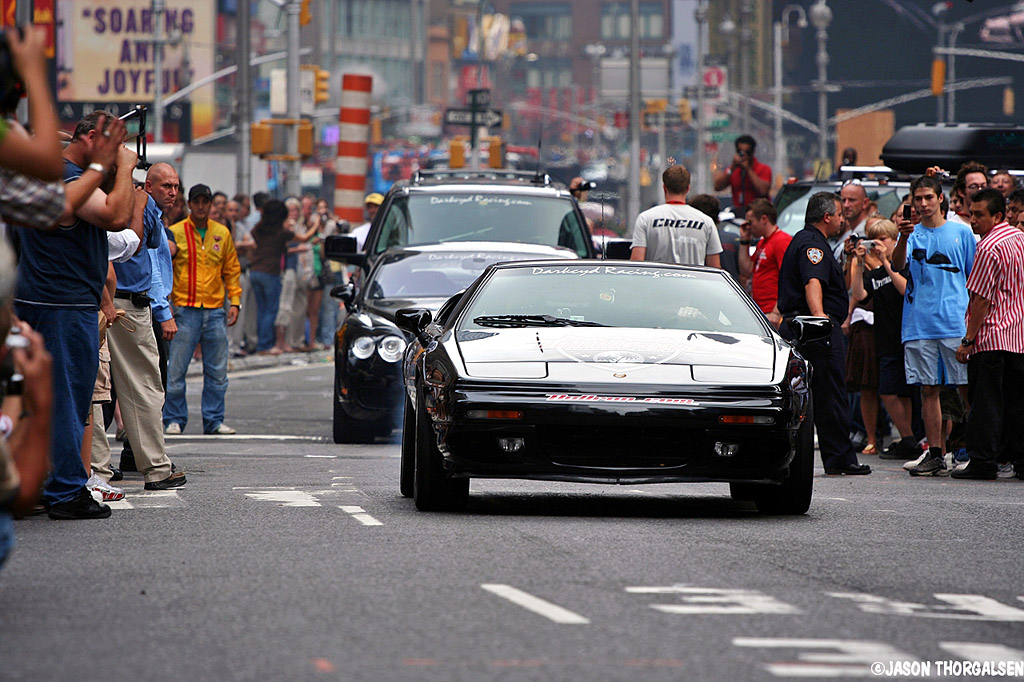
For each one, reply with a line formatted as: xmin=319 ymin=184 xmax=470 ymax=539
xmin=411 ymin=169 xmax=553 ymax=187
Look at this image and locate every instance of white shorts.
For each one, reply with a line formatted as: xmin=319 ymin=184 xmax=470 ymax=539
xmin=904 ymin=338 xmax=968 ymax=386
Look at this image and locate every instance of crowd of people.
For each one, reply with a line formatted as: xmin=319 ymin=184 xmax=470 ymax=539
xmin=631 ymin=135 xmax=1024 ymax=482
xmin=0 ymin=30 xmax=361 ymax=547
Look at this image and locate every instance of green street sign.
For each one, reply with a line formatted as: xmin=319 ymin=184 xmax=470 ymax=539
xmin=709 ymin=117 xmax=730 ymax=128
xmin=710 ymin=131 xmax=739 ymax=142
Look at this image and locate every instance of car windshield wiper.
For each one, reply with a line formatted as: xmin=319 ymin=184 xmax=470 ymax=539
xmin=473 ymin=314 xmax=608 ymax=328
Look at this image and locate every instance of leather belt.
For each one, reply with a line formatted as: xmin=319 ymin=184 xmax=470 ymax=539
xmin=114 ymin=289 xmax=152 ymax=307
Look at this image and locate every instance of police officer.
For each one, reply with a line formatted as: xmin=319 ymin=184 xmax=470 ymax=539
xmin=778 ymin=191 xmax=871 ymax=475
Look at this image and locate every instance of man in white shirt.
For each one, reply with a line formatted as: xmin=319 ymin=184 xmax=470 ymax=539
xmin=349 ymin=192 xmax=384 ymax=251
xmin=629 ymin=165 xmax=722 ymax=267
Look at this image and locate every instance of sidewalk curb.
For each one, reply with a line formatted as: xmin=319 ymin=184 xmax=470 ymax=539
xmin=186 ymin=349 xmax=333 ymax=377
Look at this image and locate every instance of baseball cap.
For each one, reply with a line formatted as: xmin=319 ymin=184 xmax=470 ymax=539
xmin=188 ymin=184 xmax=213 ymax=202
xmin=364 ymin=193 xmax=384 ymax=206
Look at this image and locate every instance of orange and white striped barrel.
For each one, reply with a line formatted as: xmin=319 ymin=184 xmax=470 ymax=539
xmin=334 ymin=74 xmax=373 ymax=223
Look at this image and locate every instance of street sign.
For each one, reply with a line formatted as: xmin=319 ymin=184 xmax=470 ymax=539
xmin=703 ymin=55 xmax=728 ymax=67
xmin=709 ymin=116 xmax=731 ymax=128
xmin=710 ymin=131 xmax=739 ymax=143
xmin=444 ymin=107 xmax=503 ymax=129
xmin=683 ymin=85 xmax=720 ymax=99
xmin=643 ymin=112 xmax=684 ymax=128
xmin=469 ymin=88 xmax=490 ymax=108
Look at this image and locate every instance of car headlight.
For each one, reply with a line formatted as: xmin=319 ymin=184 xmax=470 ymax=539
xmin=351 ymin=336 xmax=376 ymax=360
xmin=377 ymin=335 xmax=407 ymax=363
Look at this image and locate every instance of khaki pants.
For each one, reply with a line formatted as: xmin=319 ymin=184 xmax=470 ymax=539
xmin=106 ymin=301 xmax=173 ymax=483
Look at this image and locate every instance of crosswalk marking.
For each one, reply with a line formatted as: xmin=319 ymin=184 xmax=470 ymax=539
xmin=481 ymin=584 xmax=590 ymax=624
xmin=939 ymin=642 xmax=1024 ymax=662
xmin=829 ymin=592 xmax=1024 ymax=621
xmin=108 ymin=490 xmax=184 ymax=510
xmin=733 ymin=638 xmax=918 ymax=678
xmin=627 ymin=586 xmax=802 ymax=615
xmin=244 ymin=490 xmax=321 ymax=507
xmin=338 ymin=505 xmax=383 ymax=526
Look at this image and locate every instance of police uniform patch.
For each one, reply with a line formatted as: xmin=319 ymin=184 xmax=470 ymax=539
xmin=806 ymin=247 xmax=824 ymax=264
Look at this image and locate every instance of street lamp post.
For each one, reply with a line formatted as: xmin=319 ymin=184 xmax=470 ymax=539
xmin=774 ymin=5 xmax=808 ymax=190
xmin=694 ymin=0 xmax=707 ymax=195
xmin=627 ymin=0 xmax=640 ymax=228
xmin=739 ymin=0 xmax=753 ymax=135
xmin=583 ymin=43 xmax=607 ymax=105
xmin=810 ymin=0 xmax=832 ymax=164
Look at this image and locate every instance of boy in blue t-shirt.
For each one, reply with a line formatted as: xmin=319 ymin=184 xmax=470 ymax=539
xmin=892 ymin=175 xmax=975 ymax=477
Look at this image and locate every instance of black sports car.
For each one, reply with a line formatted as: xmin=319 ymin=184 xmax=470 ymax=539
xmin=395 ymin=260 xmax=831 ymax=514
xmin=331 ymin=242 xmax=578 ymax=443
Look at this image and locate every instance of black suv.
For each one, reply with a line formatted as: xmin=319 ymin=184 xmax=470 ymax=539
xmin=325 ymin=170 xmax=597 ymax=269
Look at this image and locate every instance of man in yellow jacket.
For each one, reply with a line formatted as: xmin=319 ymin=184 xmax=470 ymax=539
xmin=163 ymin=184 xmax=243 ymax=435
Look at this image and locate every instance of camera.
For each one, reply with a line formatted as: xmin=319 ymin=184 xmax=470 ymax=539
xmin=0 ymin=27 xmax=26 ymax=113
xmin=861 ymin=239 xmax=876 ymax=251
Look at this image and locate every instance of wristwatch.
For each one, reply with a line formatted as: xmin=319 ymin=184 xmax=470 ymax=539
xmin=960 ymin=336 xmax=975 ymax=347
xmin=739 ymin=240 xmax=751 ymax=245
xmin=87 ymin=162 xmax=106 ymax=174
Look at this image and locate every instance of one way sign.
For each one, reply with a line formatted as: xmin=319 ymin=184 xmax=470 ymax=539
xmin=444 ymin=107 xmax=503 ymax=129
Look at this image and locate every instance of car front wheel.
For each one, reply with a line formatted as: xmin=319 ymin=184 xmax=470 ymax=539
xmin=753 ymin=402 xmax=814 ymax=515
xmin=413 ymin=389 xmax=469 ymax=511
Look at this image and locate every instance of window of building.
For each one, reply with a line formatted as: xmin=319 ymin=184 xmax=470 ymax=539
xmin=510 ymin=3 xmax=572 ymax=42
xmin=601 ymin=2 xmax=665 ymax=40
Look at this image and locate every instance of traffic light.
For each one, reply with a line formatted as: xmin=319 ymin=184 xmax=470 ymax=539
xmin=298 ymin=120 xmax=314 ymax=156
xmin=300 ymin=0 xmax=312 ymax=26
xmin=314 ymin=68 xmax=330 ymax=104
xmin=250 ymin=122 xmax=273 ymax=155
xmin=449 ymin=138 xmax=466 ymax=168
xmin=488 ymin=137 xmax=503 ymax=169
xmin=931 ymin=58 xmax=946 ymax=96
xmin=677 ymin=98 xmax=692 ymax=124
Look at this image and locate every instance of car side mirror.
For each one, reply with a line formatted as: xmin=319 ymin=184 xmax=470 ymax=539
xmin=395 ymin=308 xmax=433 ymax=344
xmin=329 ymin=283 xmax=355 ymax=310
xmin=790 ymin=316 xmax=832 ymax=346
xmin=324 ymin=235 xmax=366 ymax=266
xmin=604 ymin=239 xmax=633 ymax=260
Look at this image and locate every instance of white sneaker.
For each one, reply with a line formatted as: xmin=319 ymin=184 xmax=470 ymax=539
xmin=997 ymin=463 xmax=1015 ymax=478
xmin=87 ymin=474 xmax=125 ymax=502
xmin=903 ymin=452 xmax=927 ymax=471
xmin=164 ymin=423 xmax=182 ymax=435
xmin=210 ymin=423 xmax=236 ymax=435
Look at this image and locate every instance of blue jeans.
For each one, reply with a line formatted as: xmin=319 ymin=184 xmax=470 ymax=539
xmin=249 ymin=270 xmax=281 ymax=352
xmin=164 ymin=307 xmax=229 ymax=433
xmin=317 ymin=270 xmax=344 ymax=346
xmin=14 ymin=305 xmax=98 ymax=505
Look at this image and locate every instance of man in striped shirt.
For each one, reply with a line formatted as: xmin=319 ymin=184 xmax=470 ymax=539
xmin=952 ymin=188 xmax=1024 ymax=480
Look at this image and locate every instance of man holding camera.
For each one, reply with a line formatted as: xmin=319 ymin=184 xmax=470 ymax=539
xmin=12 ymin=111 xmax=137 ymax=519
xmin=712 ymin=134 xmax=772 ymax=212
xmin=96 ymin=163 xmax=184 ymax=490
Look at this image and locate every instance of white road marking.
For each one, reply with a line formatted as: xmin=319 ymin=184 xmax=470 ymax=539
xmin=733 ymin=638 xmax=918 ymax=678
xmin=481 ymin=584 xmax=590 ymax=624
xmin=822 ymin=497 xmax=849 ymax=502
xmin=338 ymin=505 xmax=383 ymax=526
xmin=118 ymin=434 xmax=328 ymax=442
xmin=107 ymin=490 xmax=183 ymax=510
xmin=244 ymin=490 xmax=321 ymax=507
xmin=828 ymin=592 xmax=1024 ymax=621
xmin=304 ymin=454 xmax=337 ymax=457
xmin=940 ymin=642 xmax=1024 ymax=662
xmin=627 ymin=586 xmax=801 ymax=615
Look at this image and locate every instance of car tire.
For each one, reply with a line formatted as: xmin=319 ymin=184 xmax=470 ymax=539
xmin=333 ymin=384 xmax=377 ymax=444
xmin=413 ymin=389 xmax=469 ymax=512
xmin=399 ymin=395 xmax=415 ymax=497
xmin=754 ymin=401 xmax=814 ymax=515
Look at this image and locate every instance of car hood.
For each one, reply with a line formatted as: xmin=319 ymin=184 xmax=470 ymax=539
xmin=456 ymin=328 xmax=778 ymax=384
xmin=364 ymin=297 xmax=451 ymax=323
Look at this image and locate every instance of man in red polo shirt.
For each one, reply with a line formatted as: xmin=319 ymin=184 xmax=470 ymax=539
xmin=712 ymin=134 xmax=772 ymax=212
xmin=738 ymin=198 xmax=790 ymax=328
xmin=951 ymin=188 xmax=1024 ymax=480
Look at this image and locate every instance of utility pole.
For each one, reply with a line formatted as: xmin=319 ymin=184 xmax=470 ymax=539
xmin=152 ymin=0 xmax=165 ymax=142
xmin=810 ymin=0 xmax=832 ymax=164
xmin=739 ymin=0 xmax=752 ymax=135
xmin=236 ymin=0 xmax=251 ymax=196
xmin=627 ymin=0 xmax=641 ymax=228
xmin=15 ymin=0 xmax=32 ymax=124
xmin=694 ymin=0 xmax=707 ymax=195
xmin=285 ymin=0 xmax=301 ymax=196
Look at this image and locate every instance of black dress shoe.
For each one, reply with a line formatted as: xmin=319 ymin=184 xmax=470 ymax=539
xmin=109 ymin=467 xmax=123 ymax=482
xmin=144 ymin=471 xmax=187 ymax=490
xmin=824 ymin=463 xmax=872 ymax=475
xmin=47 ymin=489 xmax=112 ymax=520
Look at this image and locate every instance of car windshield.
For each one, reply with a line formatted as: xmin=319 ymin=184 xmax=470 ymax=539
xmin=460 ymin=264 xmax=766 ymax=334
xmin=366 ymin=250 xmax=553 ymax=300
xmin=371 ymin=192 xmax=591 ymax=257
xmin=776 ymin=185 xmax=904 ymax=236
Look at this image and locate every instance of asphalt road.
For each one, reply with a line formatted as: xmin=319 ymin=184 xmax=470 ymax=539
xmin=2 ymin=360 xmax=1023 ymax=682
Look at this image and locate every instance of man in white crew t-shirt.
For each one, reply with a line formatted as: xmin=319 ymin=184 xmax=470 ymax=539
xmin=629 ymin=165 xmax=723 ymax=267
